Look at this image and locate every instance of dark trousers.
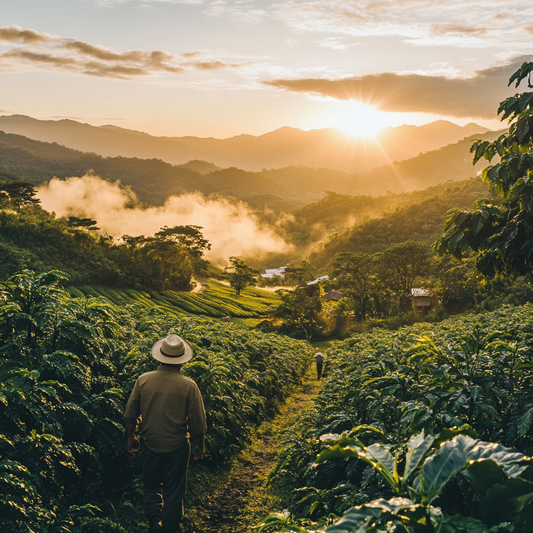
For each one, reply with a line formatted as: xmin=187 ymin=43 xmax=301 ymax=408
xmin=143 ymin=442 xmax=191 ymax=533
xmin=316 ymin=361 xmax=323 ymax=379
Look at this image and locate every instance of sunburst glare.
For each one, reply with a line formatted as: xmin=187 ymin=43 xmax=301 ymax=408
xmin=333 ymin=101 xmax=393 ymax=138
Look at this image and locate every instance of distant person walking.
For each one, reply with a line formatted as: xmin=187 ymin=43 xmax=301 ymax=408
xmin=123 ymin=334 xmax=207 ymax=533
xmin=314 ymin=352 xmax=326 ymax=379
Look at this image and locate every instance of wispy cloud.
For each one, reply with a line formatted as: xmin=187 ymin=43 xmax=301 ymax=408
xmin=203 ymin=0 xmax=533 ymax=50
xmin=318 ymin=37 xmax=360 ymax=50
xmin=0 ymin=26 xmax=245 ymax=79
xmin=263 ymin=55 xmax=533 ymax=119
xmin=205 ymin=0 xmax=267 ymax=24
xmin=95 ymin=0 xmax=204 ymax=6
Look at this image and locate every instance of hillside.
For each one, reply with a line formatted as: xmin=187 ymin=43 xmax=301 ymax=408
xmin=0 ymin=114 xmax=488 ymax=173
xmin=308 ymin=177 xmax=492 ymax=266
xmin=0 ymin=129 xmax=501 ymax=207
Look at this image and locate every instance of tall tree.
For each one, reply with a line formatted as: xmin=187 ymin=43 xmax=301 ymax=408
xmin=434 ymin=61 xmax=533 ymax=277
xmin=378 ymin=241 xmax=432 ymax=294
xmin=283 ymin=259 xmax=317 ymax=286
xmin=155 ymin=225 xmax=211 ymax=258
xmin=330 ymin=252 xmax=375 ymax=321
xmin=0 ymin=181 xmax=40 ymax=210
xmin=274 ymin=283 xmax=323 ymax=340
xmin=226 ymin=257 xmax=258 ymax=295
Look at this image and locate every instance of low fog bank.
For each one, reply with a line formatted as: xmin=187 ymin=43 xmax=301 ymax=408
xmin=37 ymin=175 xmax=290 ymax=265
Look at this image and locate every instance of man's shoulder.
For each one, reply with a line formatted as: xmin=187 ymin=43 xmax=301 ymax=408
xmin=137 ymin=370 xmax=198 ymax=384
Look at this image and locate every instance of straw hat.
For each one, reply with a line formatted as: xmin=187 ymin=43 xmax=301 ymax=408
xmin=152 ymin=334 xmax=193 ymax=365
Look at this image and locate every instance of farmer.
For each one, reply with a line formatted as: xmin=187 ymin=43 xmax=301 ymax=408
xmin=314 ymin=352 xmax=326 ymax=379
xmin=123 ymin=334 xmax=206 ymax=533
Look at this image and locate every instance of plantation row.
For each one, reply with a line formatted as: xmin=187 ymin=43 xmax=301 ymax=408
xmin=67 ymin=280 xmax=279 ymax=326
xmin=264 ymin=305 xmax=533 ymax=532
xmin=0 ymin=270 xmax=312 ymax=533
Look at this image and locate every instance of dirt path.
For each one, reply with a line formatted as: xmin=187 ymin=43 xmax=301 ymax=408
xmin=187 ymin=368 xmax=322 ymax=533
xmin=191 ymin=279 xmax=204 ymax=293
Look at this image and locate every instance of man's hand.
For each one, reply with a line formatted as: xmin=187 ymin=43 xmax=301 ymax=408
xmin=193 ymin=434 xmax=205 ymax=460
xmin=193 ymin=444 xmax=204 ymax=460
xmin=125 ymin=423 xmax=140 ymax=455
xmin=127 ymin=435 xmax=140 ymax=455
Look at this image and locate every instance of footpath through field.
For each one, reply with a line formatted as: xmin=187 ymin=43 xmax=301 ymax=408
xmin=187 ymin=366 xmax=322 ymax=533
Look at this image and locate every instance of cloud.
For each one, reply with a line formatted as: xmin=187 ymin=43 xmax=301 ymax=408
xmin=318 ymin=37 xmax=360 ymax=50
xmin=204 ymin=0 xmax=533 ymax=49
xmin=0 ymin=26 xmax=52 ymax=44
xmin=263 ymin=56 xmax=533 ymax=119
xmin=205 ymin=1 xmax=267 ymax=25
xmin=0 ymin=25 xmax=245 ymax=79
xmin=95 ymin=0 xmax=204 ymax=5
xmin=36 ymin=175 xmax=289 ymax=263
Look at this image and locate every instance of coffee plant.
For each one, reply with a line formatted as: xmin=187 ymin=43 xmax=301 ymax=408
xmin=263 ymin=305 xmax=533 ymax=532
xmin=0 ymin=270 xmax=312 ymax=532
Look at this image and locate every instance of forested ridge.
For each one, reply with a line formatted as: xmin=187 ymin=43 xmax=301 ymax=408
xmin=0 ymin=128 xmax=499 ymax=207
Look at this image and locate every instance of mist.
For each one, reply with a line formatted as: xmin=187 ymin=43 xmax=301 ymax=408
xmin=36 ymin=175 xmax=290 ymax=264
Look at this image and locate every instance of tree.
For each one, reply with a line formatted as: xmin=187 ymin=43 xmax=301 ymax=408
xmin=155 ymin=225 xmax=211 ymax=258
xmin=283 ymin=259 xmax=316 ymax=286
xmin=0 ymin=180 xmax=41 ymax=210
xmin=433 ymin=255 xmax=484 ymax=310
xmin=226 ymin=257 xmax=258 ymax=295
xmin=434 ymin=61 xmax=533 ymax=277
xmin=274 ymin=283 xmax=323 ymax=340
xmin=330 ymin=252 xmax=375 ymax=321
xmin=119 ymin=227 xmax=199 ymax=290
xmin=65 ymin=216 xmax=100 ymax=231
xmin=378 ymin=241 xmax=433 ymax=308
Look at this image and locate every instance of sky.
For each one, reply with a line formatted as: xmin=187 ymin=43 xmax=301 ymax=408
xmin=0 ymin=0 xmax=532 ymax=138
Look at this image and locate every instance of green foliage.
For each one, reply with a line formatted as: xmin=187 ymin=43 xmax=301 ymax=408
xmin=226 ymin=257 xmax=259 ymax=296
xmin=434 ymin=61 xmax=533 ymax=278
xmin=0 ymin=270 xmax=312 ymax=532
xmin=74 ymin=280 xmax=280 ymax=320
xmin=0 ymin=180 xmax=41 ymax=210
xmin=266 ymin=305 xmax=533 ymax=532
xmin=310 ymin=178 xmax=490 ymax=267
xmin=0 ymin=198 xmax=210 ymax=290
xmin=275 ymin=284 xmax=324 ymax=341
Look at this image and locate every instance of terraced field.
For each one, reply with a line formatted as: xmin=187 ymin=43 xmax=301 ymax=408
xmin=66 ymin=280 xmax=280 ymax=326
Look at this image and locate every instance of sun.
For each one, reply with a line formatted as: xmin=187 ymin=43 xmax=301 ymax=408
xmin=333 ymin=101 xmax=392 ymax=138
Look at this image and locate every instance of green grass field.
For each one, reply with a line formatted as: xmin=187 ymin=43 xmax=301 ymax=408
xmin=67 ymin=280 xmax=280 ymax=325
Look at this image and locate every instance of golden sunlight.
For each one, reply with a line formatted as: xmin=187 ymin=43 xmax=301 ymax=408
xmin=334 ymin=101 xmax=394 ymax=137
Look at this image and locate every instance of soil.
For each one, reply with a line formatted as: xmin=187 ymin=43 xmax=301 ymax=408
xmin=184 ymin=369 xmax=322 ymax=533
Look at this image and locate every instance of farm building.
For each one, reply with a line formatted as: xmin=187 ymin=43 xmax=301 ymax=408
xmin=411 ymin=288 xmax=439 ymax=313
xmin=307 ymin=275 xmax=329 ymax=285
xmin=323 ymin=290 xmax=344 ymax=302
xmin=261 ymin=266 xmax=287 ymax=279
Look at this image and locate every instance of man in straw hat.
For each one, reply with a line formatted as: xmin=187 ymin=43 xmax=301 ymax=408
xmin=123 ymin=334 xmax=206 ymax=533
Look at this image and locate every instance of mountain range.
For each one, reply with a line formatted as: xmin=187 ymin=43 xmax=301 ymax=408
xmin=0 ymin=115 xmax=490 ymax=173
xmin=0 ymin=127 xmax=499 ymax=207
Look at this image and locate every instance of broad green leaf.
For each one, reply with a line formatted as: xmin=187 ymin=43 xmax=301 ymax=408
xmin=463 ymin=460 xmax=507 ymax=492
xmin=480 ymin=477 xmax=533 ymax=524
xmin=403 ymin=432 xmax=434 ymax=481
xmin=416 ymin=436 xmax=475 ymax=503
xmin=325 ymin=506 xmax=383 ymax=533
xmin=362 ymin=443 xmax=397 ymax=484
xmin=441 ymin=514 xmax=489 ymax=533
xmin=467 ymin=441 xmax=524 ymax=465
xmin=434 ymin=426 xmax=478 ymax=448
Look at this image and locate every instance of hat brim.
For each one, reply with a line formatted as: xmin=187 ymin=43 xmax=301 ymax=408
xmin=151 ymin=338 xmax=194 ymax=365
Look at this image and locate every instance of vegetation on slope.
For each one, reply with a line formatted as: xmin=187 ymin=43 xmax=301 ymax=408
xmin=0 ymin=270 xmax=311 ymax=533
xmin=308 ymin=177 xmax=493 ymax=266
xmin=265 ymin=305 xmax=533 ymax=532
xmin=0 ymin=128 xmax=499 ymax=208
